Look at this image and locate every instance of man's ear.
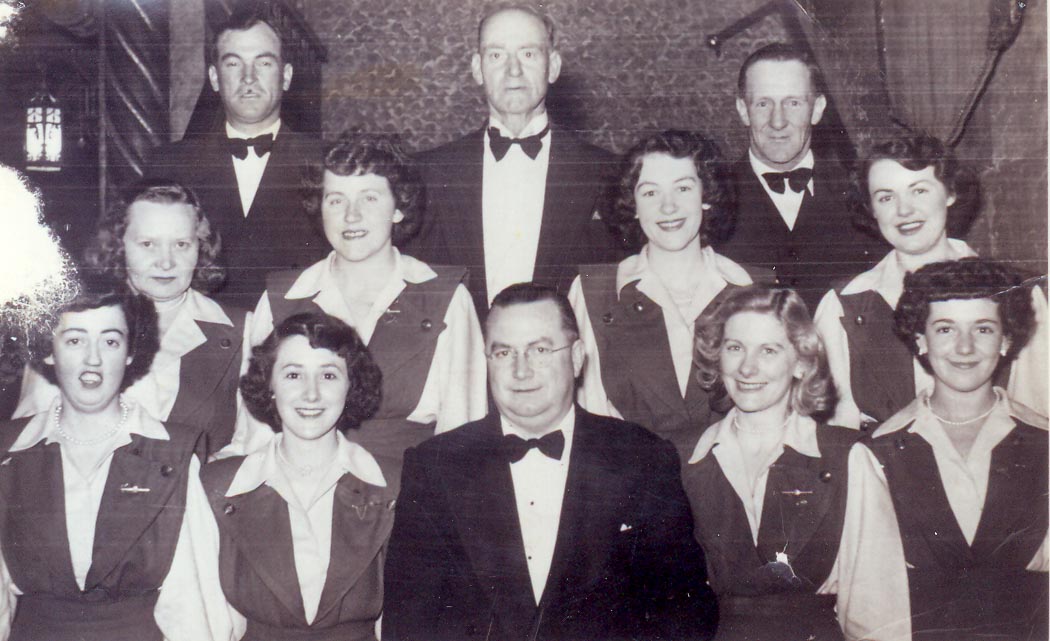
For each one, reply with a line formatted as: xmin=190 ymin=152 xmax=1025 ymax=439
xmin=735 ymin=97 xmax=750 ymax=127
xmin=470 ymin=53 xmax=484 ymax=87
xmin=810 ymin=93 xmax=827 ymax=126
xmin=547 ymin=50 xmax=562 ymax=84
xmin=282 ymin=63 xmax=293 ymax=91
xmin=208 ymin=65 xmax=220 ymax=92
xmin=571 ymin=338 xmax=585 ymax=378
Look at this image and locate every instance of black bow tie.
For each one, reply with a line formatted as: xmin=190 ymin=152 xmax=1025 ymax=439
xmin=763 ymin=167 xmax=814 ymax=194
xmin=502 ymin=430 xmax=565 ymax=463
xmin=488 ymin=125 xmax=549 ymax=161
xmin=225 ymin=133 xmax=274 ymax=160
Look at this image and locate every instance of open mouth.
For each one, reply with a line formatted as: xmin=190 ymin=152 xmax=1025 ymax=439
xmin=896 ymin=221 xmax=924 ymax=235
xmin=342 ymin=230 xmax=367 ymax=240
xmin=735 ymin=381 xmax=766 ymax=392
xmin=656 ymin=219 xmax=686 ymax=232
xmin=79 ymin=371 xmax=103 ymax=388
xmin=152 ymin=276 xmax=176 ymax=284
xmin=295 ymin=408 xmax=325 ymax=418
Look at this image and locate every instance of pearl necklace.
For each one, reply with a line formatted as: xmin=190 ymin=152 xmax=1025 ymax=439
xmin=925 ymin=390 xmax=1000 ymax=426
xmin=732 ymin=412 xmax=793 ymax=435
xmin=277 ymin=445 xmax=336 ymax=478
xmin=54 ymin=399 xmax=129 ymax=446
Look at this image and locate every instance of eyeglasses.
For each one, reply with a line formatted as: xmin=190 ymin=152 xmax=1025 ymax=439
xmin=486 ymin=344 xmax=572 ymax=368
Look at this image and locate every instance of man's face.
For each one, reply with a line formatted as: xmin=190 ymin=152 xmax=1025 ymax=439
xmin=208 ymin=21 xmax=292 ymax=134
xmin=735 ymin=59 xmax=826 ymax=171
xmin=471 ymin=9 xmax=561 ymax=132
xmin=486 ymin=299 xmax=583 ymax=435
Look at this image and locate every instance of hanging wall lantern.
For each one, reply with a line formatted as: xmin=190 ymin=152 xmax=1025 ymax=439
xmin=25 ymin=73 xmax=62 ymax=172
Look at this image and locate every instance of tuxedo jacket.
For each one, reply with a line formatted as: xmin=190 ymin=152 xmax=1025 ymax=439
xmin=714 ymin=156 xmax=886 ymax=311
xmin=146 ymin=125 xmax=328 ymax=307
xmin=409 ymin=125 xmax=623 ymax=314
xmin=382 ymin=409 xmax=718 ymax=641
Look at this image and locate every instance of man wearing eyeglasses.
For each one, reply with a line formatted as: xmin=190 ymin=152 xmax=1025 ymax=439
xmin=383 ymin=282 xmax=718 ymax=641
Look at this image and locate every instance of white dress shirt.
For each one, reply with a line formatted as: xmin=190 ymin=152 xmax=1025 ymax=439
xmin=749 ymin=148 xmax=815 ymax=231
xmin=15 ymin=289 xmax=236 ymax=423
xmin=501 ymin=406 xmax=575 ymax=605
xmin=0 ymin=399 xmax=219 ymax=641
xmin=482 ymin=113 xmax=552 ymax=305
xmin=813 ymin=239 xmax=1049 ymax=427
xmin=224 ymin=250 xmax=487 ymax=456
xmin=569 ymin=245 xmax=752 ymax=417
xmin=227 ymin=119 xmax=282 ymax=216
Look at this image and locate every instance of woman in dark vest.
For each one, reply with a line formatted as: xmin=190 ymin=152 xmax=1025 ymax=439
xmin=224 ymin=133 xmax=486 ymax=486
xmin=842 ymin=258 xmax=1047 ymax=641
xmin=0 ymin=281 xmax=213 ymax=640
xmin=683 ymin=286 xmax=900 ymax=640
xmin=814 ymin=131 xmax=1047 ymax=429
xmin=17 ymin=180 xmax=245 ymax=455
xmin=569 ymin=130 xmax=754 ymax=461
xmin=200 ymin=311 xmax=393 ymax=641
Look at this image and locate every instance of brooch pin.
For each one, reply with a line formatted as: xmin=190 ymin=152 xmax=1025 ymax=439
xmin=120 ymin=483 xmax=150 ymax=494
xmin=780 ymin=489 xmax=813 ymax=497
xmin=620 ymin=523 xmax=633 ymax=532
xmin=352 ymin=499 xmax=392 ymax=519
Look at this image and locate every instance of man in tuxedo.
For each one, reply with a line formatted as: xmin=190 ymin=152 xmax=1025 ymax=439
xmin=714 ymin=43 xmax=884 ymax=311
xmin=147 ymin=6 xmax=325 ymax=306
xmin=383 ymin=283 xmax=718 ymax=641
xmin=409 ymin=3 xmax=621 ymax=315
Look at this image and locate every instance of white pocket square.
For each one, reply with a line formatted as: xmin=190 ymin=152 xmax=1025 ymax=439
xmin=619 ymin=523 xmax=633 ymax=532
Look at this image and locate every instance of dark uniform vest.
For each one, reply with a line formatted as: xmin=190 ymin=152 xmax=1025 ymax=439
xmin=682 ymin=422 xmax=857 ymax=641
xmin=202 ymin=456 xmax=397 ymax=641
xmin=0 ymin=417 xmax=199 ymax=641
xmin=577 ymin=264 xmax=741 ymax=461
xmin=867 ymin=419 xmax=1049 ymax=640
xmin=266 ymin=266 xmax=464 ymax=489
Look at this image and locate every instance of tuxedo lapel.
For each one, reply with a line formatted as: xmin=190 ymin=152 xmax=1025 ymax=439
xmin=534 ymin=130 xmax=588 ymax=289
xmin=445 ymin=417 xmax=536 ymax=631
xmin=217 ymin=483 xmax=308 ymax=621
xmin=447 ymin=130 xmax=487 ymax=300
xmin=86 ymin=437 xmax=186 ymax=589
xmin=541 ymin=415 xmax=628 ymax=609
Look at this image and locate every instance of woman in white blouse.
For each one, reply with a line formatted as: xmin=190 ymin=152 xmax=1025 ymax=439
xmin=842 ymin=258 xmax=1047 ymax=640
xmin=18 ymin=180 xmax=245 ymax=454
xmin=200 ymin=311 xmax=393 ymax=641
xmin=569 ymin=130 xmax=755 ymax=461
xmin=226 ymin=133 xmax=486 ymax=487
xmin=814 ymin=131 xmax=1047 ymax=429
xmin=0 ymin=282 xmax=214 ymax=641
xmin=682 ymin=285 xmax=906 ymax=641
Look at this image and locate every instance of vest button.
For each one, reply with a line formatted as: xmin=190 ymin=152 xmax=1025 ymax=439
xmin=219 ymin=338 xmax=232 ymax=349
xmin=602 ymin=312 xmax=613 ymax=324
xmin=854 ymin=315 xmax=865 ymax=325
xmin=420 ymin=319 xmax=433 ymax=331
xmin=160 ymin=465 xmax=174 ymax=477
xmin=223 ymin=503 xmax=236 ymax=515
xmin=819 ymin=470 xmax=832 ymax=483
xmin=632 ymin=302 xmax=644 ymax=313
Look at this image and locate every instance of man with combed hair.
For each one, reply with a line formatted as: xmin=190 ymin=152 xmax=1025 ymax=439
xmin=383 ymin=283 xmax=718 ymax=641
xmin=409 ymin=3 xmax=621 ymax=315
xmin=147 ymin=4 xmax=325 ymax=305
xmin=714 ymin=43 xmax=884 ymax=311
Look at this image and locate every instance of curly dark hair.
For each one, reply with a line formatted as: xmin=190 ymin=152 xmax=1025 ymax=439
xmin=83 ymin=179 xmax=225 ymax=294
xmin=893 ymin=258 xmax=1035 ymax=375
xmin=30 ymin=275 xmax=159 ymax=392
xmin=240 ymin=312 xmax=383 ymax=433
xmin=695 ymin=286 xmax=836 ymax=420
xmin=302 ymin=131 xmax=424 ymax=248
xmin=851 ymin=129 xmax=981 ymax=241
xmin=606 ymin=130 xmax=735 ymax=252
